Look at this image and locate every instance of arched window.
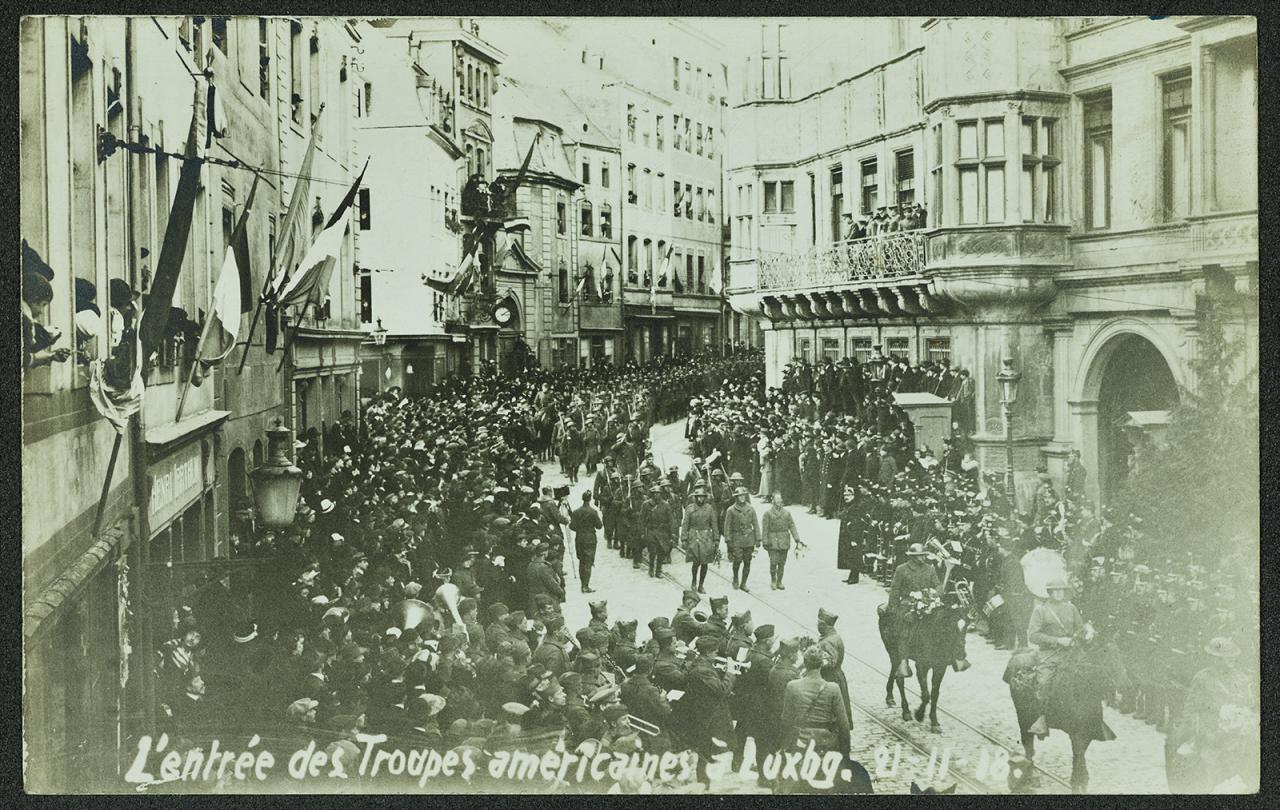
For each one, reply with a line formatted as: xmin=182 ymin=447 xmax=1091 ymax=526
xmin=476 ymin=146 xmax=486 ymax=177
xmin=466 ymin=64 xmax=474 ymax=101
xmin=643 ymin=238 xmax=653 ymax=284
xmin=580 ymin=200 xmax=593 ymax=236
xmin=599 ymin=203 xmax=612 ymax=239
xmin=657 ymin=240 xmax=667 ymax=286
xmin=466 ymin=143 xmax=474 ymax=176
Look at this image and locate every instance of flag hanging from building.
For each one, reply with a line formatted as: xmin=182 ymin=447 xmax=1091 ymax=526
xmin=89 ymin=334 xmax=144 ymax=434
xmin=596 ymin=245 xmax=609 ymax=301
xmin=657 ymin=245 xmax=673 ymax=287
xmin=709 ymin=255 xmax=724 ymax=295
xmin=199 ymin=175 xmax=259 ymax=364
xmin=137 ymin=75 xmax=207 ymax=369
xmin=263 ymin=105 xmax=324 ymax=352
xmin=424 ymin=248 xmax=478 ymax=296
xmin=276 ymin=159 xmax=369 ymax=310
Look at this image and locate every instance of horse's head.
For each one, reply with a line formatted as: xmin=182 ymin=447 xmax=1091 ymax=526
xmin=1077 ymin=633 xmax=1132 ymax=695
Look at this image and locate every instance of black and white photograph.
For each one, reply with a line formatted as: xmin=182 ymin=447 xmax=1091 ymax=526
xmin=19 ymin=14 xmax=1259 ymax=795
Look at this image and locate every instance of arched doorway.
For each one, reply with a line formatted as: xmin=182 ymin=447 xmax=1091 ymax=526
xmin=1093 ymin=334 xmax=1180 ymax=502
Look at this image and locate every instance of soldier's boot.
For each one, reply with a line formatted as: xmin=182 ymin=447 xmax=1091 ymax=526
xmin=731 ymin=562 xmax=741 ymax=590
xmin=777 ymin=561 xmax=786 ymax=590
xmin=740 ymin=560 xmax=752 ymax=593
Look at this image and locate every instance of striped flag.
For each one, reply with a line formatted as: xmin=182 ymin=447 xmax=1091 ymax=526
xmin=277 ymin=159 xmax=369 ymax=310
xmin=424 ymin=248 xmax=478 ymax=296
xmin=199 ymin=175 xmax=258 ymax=364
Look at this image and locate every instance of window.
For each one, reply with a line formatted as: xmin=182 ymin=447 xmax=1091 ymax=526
xmin=696 ymin=122 xmax=704 ymax=156
xmin=930 ymin=124 xmax=944 ymax=226
xmin=1021 ymin=115 xmax=1060 ymax=222
xmin=627 ymin=236 xmax=638 ymax=283
xmin=358 ymin=188 xmax=371 ymax=230
xmin=886 ymin=336 xmax=910 ymax=360
xmin=626 ymin=163 xmax=637 ymax=204
xmin=656 ymin=172 xmax=666 ymax=212
xmin=686 ymin=254 xmax=695 ymax=290
xmin=797 ymin=337 xmax=812 ymax=363
xmin=706 ymin=127 xmax=715 ymax=158
xmin=895 ymin=149 xmax=915 ymax=207
xmin=1083 ymin=94 xmax=1111 ymax=229
xmin=258 ymin=18 xmax=270 ymax=98
xmin=850 ymin=337 xmax=873 ymax=363
xmin=673 ymin=114 xmax=682 ymax=150
xmin=359 ymin=272 xmax=372 ymax=323
xmin=673 ymin=57 xmax=680 ymax=90
xmin=759 ymin=23 xmax=790 ymax=99
xmin=626 ymin=104 xmax=636 ymax=143
xmin=708 ymin=190 xmax=717 ymax=222
xmin=601 ymin=163 xmax=610 ymax=189
xmin=860 ymin=158 xmax=878 ymax=214
xmin=684 ymin=184 xmax=693 ymax=219
xmin=764 ymin=182 xmax=778 ymax=213
xmin=557 ymin=200 xmax=567 ymax=235
xmin=212 ymin=16 xmax=228 ymax=54
xmin=956 ymin=119 xmax=1006 ymax=224
xmin=643 ymin=239 xmax=653 ymax=284
xmin=581 ymin=159 xmax=591 ymax=185
xmin=1162 ymin=71 xmax=1192 ymax=220
xmin=558 ymin=263 xmax=570 ymax=303
xmin=309 ymin=34 xmax=322 ymax=125
xmin=599 ymin=204 xmax=612 ymax=238
xmin=580 ymin=200 xmax=593 ymax=237
xmin=926 ymin=337 xmax=951 ymax=364
xmin=821 ymin=338 xmax=840 ymax=362
xmin=643 ymin=168 xmax=652 ymax=209
xmin=695 ymin=188 xmax=705 ymax=221
xmin=697 ymin=255 xmax=706 ymax=293
xmin=684 ymin=118 xmax=692 ymax=152
xmin=830 ymin=165 xmax=844 ymax=241
xmin=763 ymin=180 xmax=795 ymax=213
xmin=656 ymin=115 xmax=664 ymax=150
xmin=657 ymin=240 xmax=667 ymax=286
xmin=673 ymin=180 xmax=682 ymax=216
xmin=289 ymin=20 xmax=303 ymax=124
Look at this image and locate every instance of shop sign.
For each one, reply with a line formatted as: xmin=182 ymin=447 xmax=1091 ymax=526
xmin=147 ymin=441 xmax=206 ymax=533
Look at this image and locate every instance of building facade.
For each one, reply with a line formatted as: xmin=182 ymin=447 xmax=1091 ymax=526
xmin=354 ymin=21 xmax=467 ymax=397
xmin=20 ymin=15 xmax=365 ymax=791
xmin=728 ymin=16 xmax=1257 ymax=507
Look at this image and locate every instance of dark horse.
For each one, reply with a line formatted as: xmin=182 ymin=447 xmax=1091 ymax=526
xmin=878 ymin=602 xmax=969 ymax=732
xmin=1004 ymin=637 xmax=1130 ymax=793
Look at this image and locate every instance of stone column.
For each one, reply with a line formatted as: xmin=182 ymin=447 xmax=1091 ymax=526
xmin=1201 ymin=46 xmax=1218 ymax=212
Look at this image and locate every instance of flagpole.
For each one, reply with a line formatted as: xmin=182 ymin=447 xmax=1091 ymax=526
xmin=92 ymin=429 xmax=126 ymax=538
xmin=175 ymin=306 xmax=219 ymax=421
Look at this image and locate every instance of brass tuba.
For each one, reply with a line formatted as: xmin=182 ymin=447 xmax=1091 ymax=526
xmin=394 ymin=598 xmax=432 ymax=631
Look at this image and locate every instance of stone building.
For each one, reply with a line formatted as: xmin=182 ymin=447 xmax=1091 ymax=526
xmin=727 ymin=16 xmax=1257 ymax=506
xmin=19 ymin=15 xmax=364 ymax=790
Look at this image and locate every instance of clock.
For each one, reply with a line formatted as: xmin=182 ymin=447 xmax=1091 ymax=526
xmin=493 ymin=304 xmax=514 ymax=325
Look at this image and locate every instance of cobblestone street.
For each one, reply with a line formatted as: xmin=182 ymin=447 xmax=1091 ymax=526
xmin=539 ymin=419 xmax=1171 ymax=794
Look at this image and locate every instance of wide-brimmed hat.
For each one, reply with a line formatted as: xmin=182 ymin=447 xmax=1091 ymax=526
xmin=728 ymin=472 xmax=745 ymax=482
xmin=733 ymin=486 xmax=750 ymax=497
xmin=1204 ymin=637 xmax=1241 ymax=659
xmin=319 ymin=499 xmax=336 ymax=514
xmin=906 ymin=543 xmax=928 ymax=556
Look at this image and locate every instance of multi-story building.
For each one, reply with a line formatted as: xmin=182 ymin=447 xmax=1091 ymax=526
xmin=482 ymin=18 xmax=729 ymax=362
xmin=728 ymin=16 xmax=1257 ymax=507
xmin=354 ymin=21 xmax=467 ymax=396
xmin=20 ymin=15 xmax=364 ymax=790
xmin=375 ymin=18 xmax=505 ymax=372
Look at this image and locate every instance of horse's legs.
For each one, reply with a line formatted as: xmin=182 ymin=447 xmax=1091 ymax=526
xmin=929 ymin=667 xmax=945 ymax=732
xmin=1070 ymin=734 xmax=1090 ymax=794
xmin=884 ymin=657 xmax=897 ymax=706
xmin=897 ymin=673 xmax=910 ymax=721
xmin=913 ymin=665 xmax=929 ymax=723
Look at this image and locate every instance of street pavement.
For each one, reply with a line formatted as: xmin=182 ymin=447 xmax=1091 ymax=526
xmin=535 ymin=418 xmax=1171 ymax=794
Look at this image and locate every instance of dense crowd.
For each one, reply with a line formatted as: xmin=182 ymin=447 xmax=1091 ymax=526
xmin=148 ymin=349 xmax=1255 ymax=794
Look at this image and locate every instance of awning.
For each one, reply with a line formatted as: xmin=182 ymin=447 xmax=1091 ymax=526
xmin=25 ymin=532 xmax=122 ymax=641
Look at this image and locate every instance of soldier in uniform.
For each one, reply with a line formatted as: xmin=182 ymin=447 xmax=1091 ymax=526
xmin=612 ymin=619 xmax=640 ymax=673
xmin=800 ymin=439 xmax=821 ymax=514
xmin=680 ymin=484 xmax=719 ymax=593
xmin=837 ymin=486 xmax=865 ymax=585
xmin=594 ymin=459 xmax=618 ymax=550
xmin=710 ymin=469 xmax=732 ymax=518
xmin=651 ymin=627 xmax=687 ymax=693
xmin=620 ymin=654 xmax=674 ymax=754
xmin=684 ymin=635 xmax=736 ymax=789
xmin=672 ymin=589 xmax=710 ymax=644
xmin=762 ymin=491 xmax=802 ymax=590
xmin=764 ymin=638 xmax=802 ymax=769
xmin=816 ymin=608 xmax=852 ymax=726
xmin=646 ymin=483 xmax=676 ymax=578
xmin=725 ymin=610 xmax=754 ymax=661
xmin=570 ymin=490 xmax=603 ymax=594
xmin=723 ymin=486 xmax=762 ymax=592
xmin=888 ymin=544 xmax=940 ymax=674
xmin=730 ymin=624 xmax=777 ymax=782
xmin=682 ymin=459 xmax=708 ymax=503
xmin=704 ymin=595 xmax=732 ymax=645
xmin=778 ymin=647 xmax=851 ymax=794
xmin=614 ymin=475 xmax=638 ymax=564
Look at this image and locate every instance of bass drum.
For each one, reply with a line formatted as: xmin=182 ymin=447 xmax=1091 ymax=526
xmin=983 ymin=593 xmax=1006 ymax=618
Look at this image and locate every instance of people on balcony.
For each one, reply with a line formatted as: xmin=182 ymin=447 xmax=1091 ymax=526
xmin=840 ymin=203 xmax=927 ymax=245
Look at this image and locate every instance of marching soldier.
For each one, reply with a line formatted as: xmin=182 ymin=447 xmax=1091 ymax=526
xmin=680 ymin=484 xmax=720 ymax=593
xmin=778 ymin=647 xmax=851 ymax=794
xmin=730 ymin=624 xmax=777 ymax=782
xmin=816 ymin=608 xmax=852 ymax=726
xmin=723 ymin=486 xmax=762 ymax=591
xmin=646 ymin=483 xmax=676 ymax=578
xmin=684 ymin=635 xmax=736 ymax=789
xmin=620 ymin=654 xmax=674 ymax=754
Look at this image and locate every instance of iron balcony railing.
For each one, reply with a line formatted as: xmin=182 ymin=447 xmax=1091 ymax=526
xmin=757 ymin=230 xmax=927 ymax=291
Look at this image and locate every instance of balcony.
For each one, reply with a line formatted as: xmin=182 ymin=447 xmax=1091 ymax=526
xmin=758 ymin=231 xmax=928 ymax=292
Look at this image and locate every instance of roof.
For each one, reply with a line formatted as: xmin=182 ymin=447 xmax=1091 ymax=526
xmin=492 ymin=80 xmax=578 ymax=184
xmin=892 ymin=393 xmax=952 ymax=407
xmin=1119 ymin=410 xmax=1172 ymax=428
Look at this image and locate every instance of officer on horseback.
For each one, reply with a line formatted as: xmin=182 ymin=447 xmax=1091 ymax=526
xmin=887 ymin=543 xmax=940 ymax=676
xmin=1027 ymin=576 xmax=1089 ymax=738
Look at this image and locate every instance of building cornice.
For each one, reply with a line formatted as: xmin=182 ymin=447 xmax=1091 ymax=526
xmin=726 ymin=122 xmax=926 ymax=174
xmin=732 ymin=47 xmax=925 ymax=110
xmin=922 ymin=89 xmax=1071 ymax=114
xmin=1059 ymin=36 xmax=1190 ymax=79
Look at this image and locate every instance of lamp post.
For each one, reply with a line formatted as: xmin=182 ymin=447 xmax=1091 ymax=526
xmin=371 ymin=318 xmax=388 ymax=394
xmin=251 ymin=419 xmax=304 ymax=529
xmin=995 ymin=356 xmax=1022 ymax=515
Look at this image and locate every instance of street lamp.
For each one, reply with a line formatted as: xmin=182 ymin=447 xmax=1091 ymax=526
xmin=251 ymin=419 xmax=304 ymax=528
xmin=995 ymin=356 xmax=1022 ymax=515
xmin=870 ymin=344 xmax=888 ymax=381
xmin=372 ymin=318 xmax=388 ymax=346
